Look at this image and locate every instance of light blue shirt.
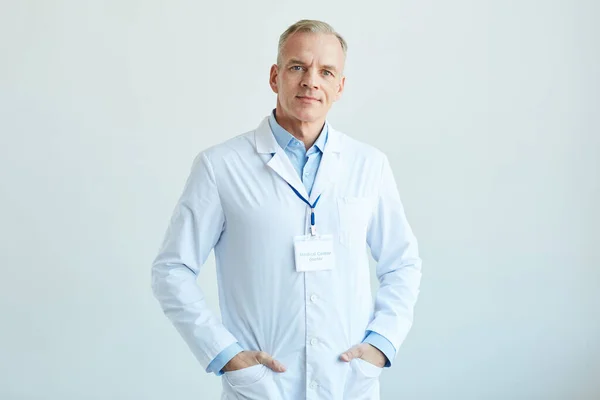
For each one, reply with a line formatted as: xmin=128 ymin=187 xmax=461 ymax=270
xmin=206 ymin=110 xmax=396 ymax=375
xmin=269 ymin=110 xmax=328 ymax=197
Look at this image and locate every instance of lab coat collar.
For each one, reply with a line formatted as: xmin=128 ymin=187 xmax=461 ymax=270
xmin=254 ymin=115 xmax=343 ymax=205
xmin=254 ymin=116 xmax=342 ymax=155
xmin=269 ymin=110 xmax=328 ymax=155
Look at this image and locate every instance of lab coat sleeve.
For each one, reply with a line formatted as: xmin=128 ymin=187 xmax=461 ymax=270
xmin=365 ymin=154 xmax=422 ymax=362
xmin=362 ymin=330 xmax=395 ymax=367
xmin=207 ymin=342 xmax=244 ymax=376
xmin=151 ymin=151 xmax=239 ymax=372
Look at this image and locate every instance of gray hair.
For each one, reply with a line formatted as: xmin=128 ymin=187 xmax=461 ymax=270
xmin=277 ymin=19 xmax=348 ymax=66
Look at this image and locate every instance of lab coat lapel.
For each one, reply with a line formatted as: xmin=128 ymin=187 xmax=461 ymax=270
xmin=267 ymin=150 xmax=309 ymax=200
xmin=309 ymin=125 xmax=342 ymax=205
xmin=254 ymin=116 xmax=310 ymax=200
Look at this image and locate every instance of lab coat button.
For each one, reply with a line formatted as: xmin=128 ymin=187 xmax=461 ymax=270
xmin=310 ymin=381 xmax=318 ymax=389
xmin=310 ymin=294 xmax=318 ymax=302
xmin=310 ymin=338 xmax=318 ymax=346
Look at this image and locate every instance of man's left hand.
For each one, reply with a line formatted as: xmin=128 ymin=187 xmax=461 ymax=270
xmin=339 ymin=343 xmax=386 ymax=368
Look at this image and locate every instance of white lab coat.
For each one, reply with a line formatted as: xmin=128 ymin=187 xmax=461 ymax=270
xmin=151 ymin=116 xmax=422 ymax=400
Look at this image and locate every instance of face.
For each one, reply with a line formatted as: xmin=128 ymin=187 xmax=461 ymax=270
xmin=269 ymin=32 xmax=346 ymax=124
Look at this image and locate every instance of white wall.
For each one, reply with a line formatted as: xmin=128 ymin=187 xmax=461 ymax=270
xmin=1 ymin=1 xmax=598 ymax=399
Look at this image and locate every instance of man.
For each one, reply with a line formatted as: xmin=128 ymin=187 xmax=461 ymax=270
xmin=151 ymin=19 xmax=421 ymax=400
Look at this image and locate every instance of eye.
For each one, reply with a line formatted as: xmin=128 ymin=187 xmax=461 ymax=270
xmin=291 ymin=66 xmax=303 ymax=71
xmin=323 ymin=70 xmax=333 ymax=77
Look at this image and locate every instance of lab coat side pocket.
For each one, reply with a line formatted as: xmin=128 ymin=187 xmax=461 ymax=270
xmin=222 ymin=364 xmax=282 ymax=400
xmin=336 ymin=196 xmax=375 ymax=248
xmin=343 ymin=358 xmax=382 ymax=399
xmin=354 ymin=358 xmax=383 ymax=378
xmin=223 ymin=364 xmax=267 ymax=387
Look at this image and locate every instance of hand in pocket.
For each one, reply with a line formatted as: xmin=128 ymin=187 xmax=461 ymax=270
xmin=222 ymin=350 xmax=287 ymax=373
xmin=339 ymin=343 xmax=386 ymax=368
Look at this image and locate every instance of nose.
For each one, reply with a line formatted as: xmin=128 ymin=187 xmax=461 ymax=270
xmin=301 ymin=68 xmax=319 ymax=90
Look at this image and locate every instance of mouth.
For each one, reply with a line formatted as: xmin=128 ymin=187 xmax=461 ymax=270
xmin=296 ymin=96 xmax=320 ymax=102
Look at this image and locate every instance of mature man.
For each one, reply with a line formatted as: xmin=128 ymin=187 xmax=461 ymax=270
xmin=151 ymin=19 xmax=422 ymax=399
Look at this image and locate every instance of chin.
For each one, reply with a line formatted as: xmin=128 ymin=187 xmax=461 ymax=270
xmin=292 ymin=108 xmax=322 ymax=123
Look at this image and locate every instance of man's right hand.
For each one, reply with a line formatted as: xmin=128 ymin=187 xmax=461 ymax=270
xmin=221 ymin=351 xmax=287 ymax=373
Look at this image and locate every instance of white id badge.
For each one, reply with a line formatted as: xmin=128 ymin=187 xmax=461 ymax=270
xmin=293 ymin=234 xmax=335 ymax=272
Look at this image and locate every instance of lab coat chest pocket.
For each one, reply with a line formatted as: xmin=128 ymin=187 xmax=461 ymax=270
xmin=337 ymin=196 xmax=375 ymax=248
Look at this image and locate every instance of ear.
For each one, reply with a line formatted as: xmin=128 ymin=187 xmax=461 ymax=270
xmin=334 ymin=75 xmax=346 ymax=102
xmin=269 ymin=64 xmax=279 ymax=94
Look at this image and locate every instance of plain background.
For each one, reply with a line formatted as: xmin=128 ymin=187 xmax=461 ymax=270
xmin=1 ymin=1 xmax=598 ymax=399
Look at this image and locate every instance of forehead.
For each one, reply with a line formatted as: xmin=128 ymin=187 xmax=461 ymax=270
xmin=281 ymin=32 xmax=345 ymax=67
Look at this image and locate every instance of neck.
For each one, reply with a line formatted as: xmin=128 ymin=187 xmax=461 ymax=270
xmin=274 ymin=104 xmax=325 ymax=150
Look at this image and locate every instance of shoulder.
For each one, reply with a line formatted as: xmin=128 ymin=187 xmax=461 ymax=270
xmin=191 ymin=129 xmax=256 ymax=169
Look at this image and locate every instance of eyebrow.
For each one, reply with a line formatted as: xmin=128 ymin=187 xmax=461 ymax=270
xmin=286 ymin=59 xmax=338 ymax=73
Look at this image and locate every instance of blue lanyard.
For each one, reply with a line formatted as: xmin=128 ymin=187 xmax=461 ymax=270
xmin=287 ymin=183 xmax=321 ymax=236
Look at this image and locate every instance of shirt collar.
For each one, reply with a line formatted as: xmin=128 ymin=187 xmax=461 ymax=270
xmin=268 ymin=109 xmax=328 ymax=153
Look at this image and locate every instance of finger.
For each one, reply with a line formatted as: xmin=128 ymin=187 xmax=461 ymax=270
xmin=256 ymin=351 xmax=287 ymax=372
xmin=271 ymin=359 xmax=287 ymax=373
xmin=339 ymin=345 xmax=363 ymax=362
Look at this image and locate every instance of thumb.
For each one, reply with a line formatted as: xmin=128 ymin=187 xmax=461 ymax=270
xmin=256 ymin=351 xmax=287 ymax=373
xmin=339 ymin=345 xmax=362 ymax=363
